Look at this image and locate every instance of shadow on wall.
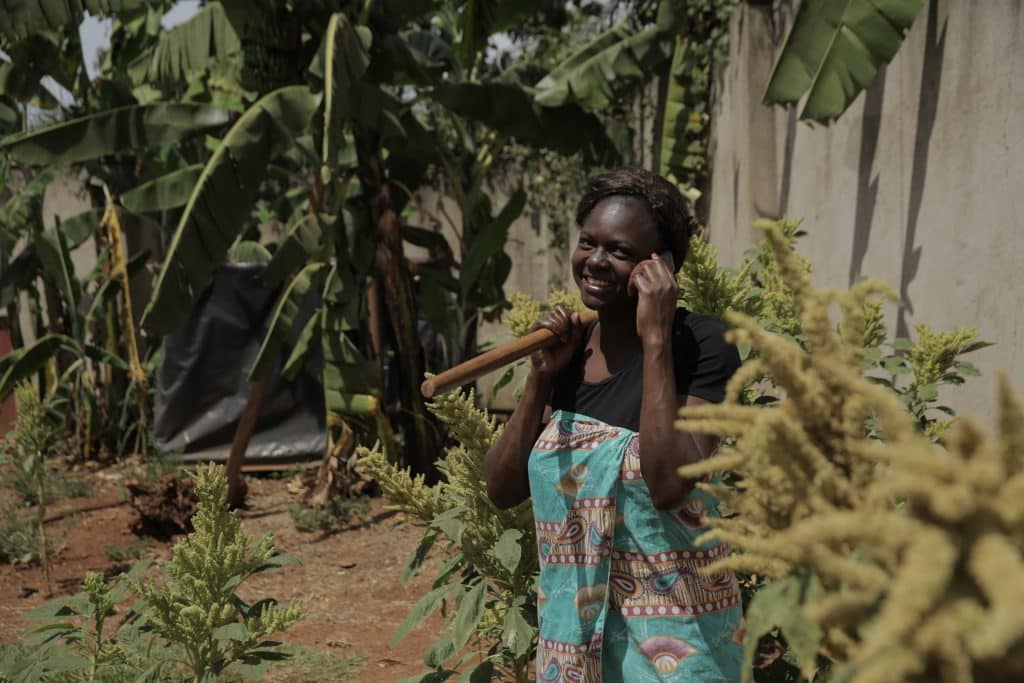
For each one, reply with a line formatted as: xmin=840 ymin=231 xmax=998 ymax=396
xmin=898 ymin=0 xmax=948 ymax=338
xmin=849 ymin=67 xmax=886 ymax=286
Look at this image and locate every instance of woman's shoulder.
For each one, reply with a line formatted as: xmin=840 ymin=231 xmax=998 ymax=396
xmin=672 ymin=307 xmax=732 ymax=350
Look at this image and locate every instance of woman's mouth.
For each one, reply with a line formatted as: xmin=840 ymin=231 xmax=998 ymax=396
xmin=582 ymin=275 xmax=616 ymax=295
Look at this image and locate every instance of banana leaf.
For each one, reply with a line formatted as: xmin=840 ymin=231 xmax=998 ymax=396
xmin=226 ymin=240 xmax=271 ymax=264
xmin=322 ymin=303 xmax=379 ymax=417
xmin=658 ymin=36 xmax=703 ymax=181
xmin=0 ymin=334 xmax=66 ymax=399
xmin=0 ymin=0 xmax=147 ymax=43
xmin=34 ymin=227 xmax=80 ymax=330
xmin=281 ymin=308 xmax=322 ymax=381
xmin=315 ymin=13 xmax=372 ymax=175
xmin=248 ymin=262 xmax=329 ymax=382
xmin=126 ymin=2 xmax=242 ymax=88
xmin=370 ymin=31 xmax=455 ymax=86
xmin=367 ymin=0 xmax=443 ymax=34
xmin=263 ymin=213 xmax=324 ymax=289
xmin=120 ymin=164 xmax=203 ymax=213
xmin=459 ymin=190 xmax=525 ymax=297
xmin=141 ymin=85 xmax=321 ymax=337
xmin=763 ymin=0 xmax=926 ymax=123
xmin=533 ymin=22 xmax=674 ymax=111
xmin=0 ymin=103 xmax=231 ymax=166
xmin=432 ymin=82 xmax=627 ymax=165
xmin=0 ymin=164 xmax=65 ymax=237
xmin=457 ymin=0 xmax=549 ymax=62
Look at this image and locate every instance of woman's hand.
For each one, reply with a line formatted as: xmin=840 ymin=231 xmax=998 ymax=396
xmin=530 ymin=305 xmax=584 ymax=378
xmin=629 ymin=252 xmax=678 ymax=348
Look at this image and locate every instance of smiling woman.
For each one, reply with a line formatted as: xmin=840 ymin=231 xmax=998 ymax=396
xmin=483 ymin=167 xmax=744 ymax=682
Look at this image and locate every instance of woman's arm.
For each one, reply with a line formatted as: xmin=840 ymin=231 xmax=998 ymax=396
xmin=631 ymin=253 xmax=719 ymax=510
xmin=484 ymin=307 xmax=583 ymax=509
xmin=637 ymin=347 xmax=716 ymax=509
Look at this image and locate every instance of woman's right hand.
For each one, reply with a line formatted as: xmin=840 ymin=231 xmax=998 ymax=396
xmin=530 ymin=305 xmax=584 ymax=378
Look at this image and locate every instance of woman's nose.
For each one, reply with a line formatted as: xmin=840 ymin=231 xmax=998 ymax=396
xmin=586 ymin=248 xmax=609 ymax=268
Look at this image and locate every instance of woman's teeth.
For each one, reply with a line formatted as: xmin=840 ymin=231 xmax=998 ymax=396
xmin=584 ymin=276 xmax=613 ymax=289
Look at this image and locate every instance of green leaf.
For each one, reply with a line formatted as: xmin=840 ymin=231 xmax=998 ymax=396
xmin=534 ymin=22 xmax=674 ymax=112
xmin=501 ymin=603 xmax=534 ymax=658
xmin=0 ymin=104 xmax=230 ymax=166
xmin=141 ymin=86 xmax=321 ymax=336
xmin=126 ymin=2 xmax=242 ymax=88
xmin=121 ymin=164 xmax=203 ymax=213
xmin=890 ymin=337 xmax=913 ymax=350
xmin=961 ymin=340 xmax=995 ymax=354
xmin=882 ymin=356 xmax=910 ymax=374
xmin=461 ymin=660 xmax=495 ymax=683
xmin=33 ymin=227 xmax=80 ymax=329
xmin=917 ymin=383 xmax=938 ymax=402
xmin=451 ymin=581 xmax=487 ymax=651
xmin=424 ymin=630 xmax=456 ymax=668
xmin=954 ymin=361 xmax=981 ymax=377
xmin=430 ymin=507 xmax=465 ymax=544
xmin=391 ymin=583 xmax=457 ymax=647
xmin=432 ymin=82 xmax=627 ymax=166
xmin=263 ymin=213 xmax=324 ymax=289
xmin=492 ymin=528 xmax=522 ymax=574
xmin=762 ymin=0 xmax=927 ymax=123
xmin=281 ymin=309 xmax=322 ymax=381
xmin=741 ymin=574 xmax=822 ymax=682
xmin=250 ymin=262 xmax=328 ymax=382
xmin=403 ymin=529 xmax=439 ymax=585
xmin=227 ymin=240 xmax=272 ymax=265
xmin=0 ymin=334 xmax=69 ymax=399
xmin=0 ymin=0 xmax=148 ymax=42
xmin=213 ymin=621 xmax=249 ymax=641
xmin=316 ymin=13 xmax=372 ymax=174
xmin=459 ymin=190 xmax=524 ymax=297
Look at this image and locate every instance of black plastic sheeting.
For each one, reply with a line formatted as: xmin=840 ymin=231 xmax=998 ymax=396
xmin=153 ymin=263 xmax=326 ymax=462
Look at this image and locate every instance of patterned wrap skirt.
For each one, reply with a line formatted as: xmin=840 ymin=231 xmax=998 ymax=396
xmin=528 ymin=410 xmax=744 ymax=682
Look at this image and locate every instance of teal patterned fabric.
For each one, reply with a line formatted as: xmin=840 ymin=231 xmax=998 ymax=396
xmin=528 ymin=410 xmax=744 ymax=682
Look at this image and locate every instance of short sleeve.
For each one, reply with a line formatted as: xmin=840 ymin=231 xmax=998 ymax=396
xmin=672 ymin=309 xmax=741 ymax=404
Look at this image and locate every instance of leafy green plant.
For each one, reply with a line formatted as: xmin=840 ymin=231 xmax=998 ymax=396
xmin=675 ymin=220 xmax=1023 ymax=682
xmin=0 ymin=382 xmax=60 ymax=590
xmin=0 ymin=564 xmax=155 ymax=683
xmin=128 ymin=463 xmax=303 ymax=682
xmin=360 ymin=389 xmax=537 ymax=683
xmin=1 ymin=463 xmax=305 ymax=682
xmin=105 ymin=538 xmax=152 ymax=563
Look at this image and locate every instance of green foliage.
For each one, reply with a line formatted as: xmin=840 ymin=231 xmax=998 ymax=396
xmin=0 ymin=564 xmax=154 ymax=683
xmin=676 ymin=220 xmax=1011 ymax=683
xmin=1 ymin=464 xmax=304 ymax=682
xmin=0 ymin=382 xmax=59 ymax=583
xmin=763 ymin=0 xmax=927 ymax=123
xmin=659 ymin=0 xmax=737 ymax=198
xmin=129 ymin=463 xmax=303 ymax=681
xmin=360 ymin=388 xmax=537 ymax=682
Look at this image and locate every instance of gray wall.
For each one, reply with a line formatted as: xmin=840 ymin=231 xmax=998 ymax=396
xmin=706 ymin=0 xmax=1024 ymax=422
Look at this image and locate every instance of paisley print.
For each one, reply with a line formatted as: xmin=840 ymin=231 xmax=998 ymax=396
xmin=637 ymin=636 xmax=698 ymax=674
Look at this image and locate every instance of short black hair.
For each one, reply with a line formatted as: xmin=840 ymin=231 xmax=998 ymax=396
xmin=575 ymin=167 xmax=693 ymax=272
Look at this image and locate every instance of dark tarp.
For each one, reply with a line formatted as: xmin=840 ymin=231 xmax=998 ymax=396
xmin=153 ymin=263 xmax=325 ymax=462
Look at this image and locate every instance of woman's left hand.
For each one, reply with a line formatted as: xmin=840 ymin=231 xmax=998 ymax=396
xmin=629 ymin=252 xmax=678 ymax=347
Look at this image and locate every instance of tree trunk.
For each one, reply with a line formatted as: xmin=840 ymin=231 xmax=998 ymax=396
xmin=224 ymin=375 xmax=268 ymax=508
xmin=354 ymin=126 xmax=439 ymax=479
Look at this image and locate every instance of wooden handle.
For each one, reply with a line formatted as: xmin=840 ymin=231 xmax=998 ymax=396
xmin=421 ymin=309 xmax=597 ymax=398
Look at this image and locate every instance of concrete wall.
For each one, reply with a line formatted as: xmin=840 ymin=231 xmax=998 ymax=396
xmin=706 ymin=0 xmax=1024 ymax=422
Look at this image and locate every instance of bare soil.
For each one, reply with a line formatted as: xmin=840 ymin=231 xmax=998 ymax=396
xmin=0 ymin=471 xmax=446 ymax=682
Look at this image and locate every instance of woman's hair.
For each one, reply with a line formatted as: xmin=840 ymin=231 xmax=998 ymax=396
xmin=575 ymin=167 xmax=694 ymax=272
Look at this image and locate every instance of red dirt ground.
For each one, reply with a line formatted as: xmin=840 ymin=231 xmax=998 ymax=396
xmin=0 ymin=472 xmax=447 ymax=681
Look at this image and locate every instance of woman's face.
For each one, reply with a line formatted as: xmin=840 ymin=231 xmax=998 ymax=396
xmin=572 ymin=197 xmax=663 ymax=311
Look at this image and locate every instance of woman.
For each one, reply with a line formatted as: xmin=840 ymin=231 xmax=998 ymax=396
xmin=484 ymin=168 xmax=744 ymax=682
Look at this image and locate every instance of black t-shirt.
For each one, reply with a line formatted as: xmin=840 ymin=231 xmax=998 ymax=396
xmin=548 ymin=308 xmax=740 ymax=432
